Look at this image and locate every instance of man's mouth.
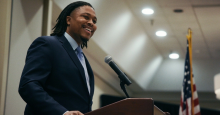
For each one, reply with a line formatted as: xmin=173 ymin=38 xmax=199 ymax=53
xmin=85 ymin=28 xmax=92 ymax=32
xmin=83 ymin=25 xmax=93 ymax=34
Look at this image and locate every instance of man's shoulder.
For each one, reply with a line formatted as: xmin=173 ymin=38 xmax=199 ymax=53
xmin=28 ymin=35 xmax=65 ymax=53
xmin=34 ymin=35 xmax=63 ymax=44
xmin=28 ymin=36 xmax=63 ymax=49
xmin=37 ymin=35 xmax=60 ymax=41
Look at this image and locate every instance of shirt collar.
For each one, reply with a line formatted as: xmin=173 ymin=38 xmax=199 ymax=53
xmin=64 ymin=32 xmax=79 ymax=51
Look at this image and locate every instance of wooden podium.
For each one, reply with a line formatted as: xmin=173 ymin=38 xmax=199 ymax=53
xmin=85 ymin=98 xmax=170 ymax=115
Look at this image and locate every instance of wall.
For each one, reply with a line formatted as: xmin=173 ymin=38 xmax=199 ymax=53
xmin=135 ymin=58 xmax=220 ymax=110
xmin=148 ymin=59 xmax=220 ymax=91
xmin=53 ymin=0 xmax=163 ymax=92
xmin=4 ymin=0 xmax=43 ymax=114
xmin=0 ymin=0 xmax=12 ymax=115
xmin=92 ymin=74 xmax=122 ymax=110
xmin=4 ymin=1 xmax=122 ymax=114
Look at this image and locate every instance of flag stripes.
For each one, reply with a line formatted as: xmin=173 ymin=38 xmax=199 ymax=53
xmin=179 ymin=29 xmax=201 ymax=115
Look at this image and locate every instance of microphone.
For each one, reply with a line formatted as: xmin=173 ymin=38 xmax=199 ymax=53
xmin=105 ymin=55 xmax=132 ymax=86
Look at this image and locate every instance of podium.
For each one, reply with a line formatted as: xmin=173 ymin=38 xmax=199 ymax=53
xmin=85 ymin=98 xmax=170 ymax=115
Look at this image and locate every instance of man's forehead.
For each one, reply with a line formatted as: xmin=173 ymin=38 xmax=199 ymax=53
xmin=75 ymin=6 xmax=94 ymax=12
xmin=72 ymin=6 xmax=95 ymax=14
xmin=71 ymin=6 xmax=96 ymax=18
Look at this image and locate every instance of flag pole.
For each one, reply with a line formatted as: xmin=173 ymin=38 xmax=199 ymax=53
xmin=187 ymin=28 xmax=194 ymax=115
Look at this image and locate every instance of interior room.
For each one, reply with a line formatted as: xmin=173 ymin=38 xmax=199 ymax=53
xmin=1 ymin=0 xmax=220 ymax=114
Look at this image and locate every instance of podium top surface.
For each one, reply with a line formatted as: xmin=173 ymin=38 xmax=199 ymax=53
xmin=85 ymin=98 xmax=154 ymax=115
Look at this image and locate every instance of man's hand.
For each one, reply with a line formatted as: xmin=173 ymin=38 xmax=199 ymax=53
xmin=64 ymin=111 xmax=84 ymax=115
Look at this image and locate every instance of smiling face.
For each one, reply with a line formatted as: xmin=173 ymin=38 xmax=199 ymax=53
xmin=66 ymin=5 xmax=97 ymax=45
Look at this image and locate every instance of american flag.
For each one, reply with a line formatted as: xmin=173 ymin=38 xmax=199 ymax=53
xmin=179 ymin=40 xmax=201 ymax=115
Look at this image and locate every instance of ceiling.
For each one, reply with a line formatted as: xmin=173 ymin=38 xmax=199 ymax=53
xmin=52 ymin=0 xmax=220 ymax=95
xmin=126 ymin=0 xmax=220 ymax=59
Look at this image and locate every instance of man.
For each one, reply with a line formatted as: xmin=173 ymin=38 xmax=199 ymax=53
xmin=19 ymin=1 xmax=97 ymax=115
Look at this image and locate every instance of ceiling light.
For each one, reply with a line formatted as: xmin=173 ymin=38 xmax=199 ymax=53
xmin=156 ymin=31 xmax=167 ymax=37
xmin=169 ymin=53 xmax=179 ymax=59
xmin=142 ymin=8 xmax=154 ymax=15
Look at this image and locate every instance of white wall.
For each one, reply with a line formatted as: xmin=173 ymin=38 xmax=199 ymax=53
xmin=53 ymin=0 xmax=163 ymax=92
xmin=0 ymin=0 xmax=11 ymax=114
xmin=4 ymin=0 xmax=122 ymax=114
xmin=5 ymin=0 xmax=43 ymax=114
xmin=147 ymin=59 xmax=220 ymax=92
xmin=90 ymin=0 xmax=163 ymax=91
xmin=92 ymin=74 xmax=121 ymax=110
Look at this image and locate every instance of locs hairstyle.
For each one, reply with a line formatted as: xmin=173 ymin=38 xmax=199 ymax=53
xmin=51 ymin=1 xmax=94 ymax=48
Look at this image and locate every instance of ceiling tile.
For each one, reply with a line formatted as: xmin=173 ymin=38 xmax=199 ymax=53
xmin=157 ymin=0 xmax=191 ymax=7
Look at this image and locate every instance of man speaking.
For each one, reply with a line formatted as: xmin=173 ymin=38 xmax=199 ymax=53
xmin=19 ymin=1 xmax=97 ymax=115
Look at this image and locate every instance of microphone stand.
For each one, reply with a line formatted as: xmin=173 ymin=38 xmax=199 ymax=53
xmin=119 ymin=75 xmax=130 ymax=98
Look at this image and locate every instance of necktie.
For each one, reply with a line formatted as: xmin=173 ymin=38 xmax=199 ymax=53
xmin=76 ymin=46 xmax=90 ymax=94
xmin=76 ymin=46 xmax=83 ymax=62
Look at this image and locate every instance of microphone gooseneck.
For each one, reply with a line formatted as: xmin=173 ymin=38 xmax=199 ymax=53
xmin=104 ymin=56 xmax=131 ymax=85
xmin=104 ymin=55 xmax=132 ymax=98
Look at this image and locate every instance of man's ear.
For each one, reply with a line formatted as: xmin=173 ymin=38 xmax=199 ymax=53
xmin=66 ymin=16 xmax=71 ymax=25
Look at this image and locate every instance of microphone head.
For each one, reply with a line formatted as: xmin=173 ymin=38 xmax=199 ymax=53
xmin=104 ymin=55 xmax=112 ymax=64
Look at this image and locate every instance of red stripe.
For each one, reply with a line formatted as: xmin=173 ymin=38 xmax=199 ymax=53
xmin=180 ymin=97 xmax=183 ymax=108
xmin=186 ymin=101 xmax=189 ymax=115
xmin=194 ymin=98 xmax=199 ymax=106
xmin=180 ymin=97 xmax=184 ymax=115
xmin=193 ymin=84 xmax=196 ymax=91
xmin=180 ymin=82 xmax=201 ymax=115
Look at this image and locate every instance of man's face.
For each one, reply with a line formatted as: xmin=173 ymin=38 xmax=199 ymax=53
xmin=66 ymin=5 xmax=97 ymax=44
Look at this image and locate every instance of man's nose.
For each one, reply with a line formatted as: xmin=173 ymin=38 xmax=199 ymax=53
xmin=87 ymin=19 xmax=94 ymax=26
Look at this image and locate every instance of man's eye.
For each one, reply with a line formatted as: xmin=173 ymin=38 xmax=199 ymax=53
xmin=84 ymin=16 xmax=89 ymax=19
xmin=93 ymin=20 xmax=97 ymax=24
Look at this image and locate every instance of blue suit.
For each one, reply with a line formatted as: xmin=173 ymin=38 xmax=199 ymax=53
xmin=19 ymin=35 xmax=94 ymax=115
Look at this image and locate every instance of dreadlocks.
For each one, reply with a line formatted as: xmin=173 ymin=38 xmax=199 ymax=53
xmin=51 ymin=1 xmax=94 ymax=48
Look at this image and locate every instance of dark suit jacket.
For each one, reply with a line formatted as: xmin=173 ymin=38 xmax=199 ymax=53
xmin=19 ymin=35 xmax=94 ymax=115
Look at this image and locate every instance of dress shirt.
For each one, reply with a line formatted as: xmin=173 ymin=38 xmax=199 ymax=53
xmin=63 ymin=32 xmax=91 ymax=115
xmin=64 ymin=32 xmax=90 ymax=93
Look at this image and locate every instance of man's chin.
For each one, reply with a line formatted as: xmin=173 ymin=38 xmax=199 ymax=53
xmin=80 ymin=37 xmax=89 ymax=48
xmin=81 ymin=37 xmax=90 ymax=42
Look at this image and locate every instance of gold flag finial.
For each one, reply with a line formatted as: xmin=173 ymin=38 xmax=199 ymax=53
xmin=188 ymin=28 xmax=192 ymax=36
xmin=187 ymin=28 xmax=192 ymax=40
xmin=187 ymin=28 xmax=194 ymax=115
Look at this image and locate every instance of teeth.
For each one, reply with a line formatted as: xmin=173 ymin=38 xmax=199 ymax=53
xmin=85 ymin=28 xmax=91 ymax=32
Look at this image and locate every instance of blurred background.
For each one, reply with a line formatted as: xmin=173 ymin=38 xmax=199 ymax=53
xmin=1 ymin=0 xmax=220 ymax=115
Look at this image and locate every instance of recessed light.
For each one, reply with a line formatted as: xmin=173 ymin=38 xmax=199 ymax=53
xmin=156 ymin=31 xmax=167 ymax=37
xmin=169 ymin=53 xmax=179 ymax=59
xmin=142 ymin=8 xmax=154 ymax=15
xmin=173 ymin=9 xmax=183 ymax=13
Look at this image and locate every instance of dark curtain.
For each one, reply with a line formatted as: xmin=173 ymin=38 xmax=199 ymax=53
xmin=100 ymin=94 xmax=220 ymax=115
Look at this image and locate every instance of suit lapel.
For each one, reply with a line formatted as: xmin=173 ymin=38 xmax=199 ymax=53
xmin=57 ymin=35 xmax=89 ymax=94
xmin=84 ymin=54 xmax=94 ymax=98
